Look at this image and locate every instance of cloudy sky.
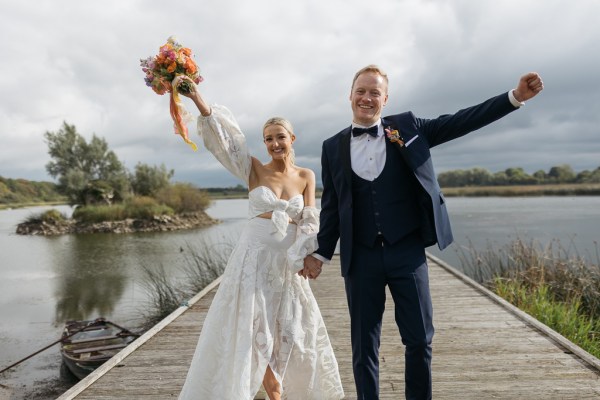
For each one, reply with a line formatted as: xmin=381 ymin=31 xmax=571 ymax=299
xmin=1 ymin=0 xmax=598 ymax=187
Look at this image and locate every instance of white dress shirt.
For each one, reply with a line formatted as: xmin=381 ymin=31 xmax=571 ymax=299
xmin=350 ymin=123 xmax=386 ymax=181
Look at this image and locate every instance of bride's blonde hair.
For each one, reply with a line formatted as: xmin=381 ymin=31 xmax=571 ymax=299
xmin=263 ymin=117 xmax=296 ymax=164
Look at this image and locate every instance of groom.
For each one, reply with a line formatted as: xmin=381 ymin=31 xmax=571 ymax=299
xmin=303 ymin=65 xmax=544 ymax=399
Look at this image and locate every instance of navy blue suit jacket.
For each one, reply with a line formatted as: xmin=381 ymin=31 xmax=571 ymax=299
xmin=316 ymin=92 xmax=519 ymax=277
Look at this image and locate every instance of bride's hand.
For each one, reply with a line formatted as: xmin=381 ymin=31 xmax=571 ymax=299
xmin=173 ymin=75 xmax=211 ymax=116
xmin=172 ymin=75 xmax=197 ymax=98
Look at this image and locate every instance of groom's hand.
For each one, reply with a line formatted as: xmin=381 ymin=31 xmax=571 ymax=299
xmin=513 ymin=72 xmax=544 ymax=102
xmin=300 ymin=255 xmax=323 ymax=280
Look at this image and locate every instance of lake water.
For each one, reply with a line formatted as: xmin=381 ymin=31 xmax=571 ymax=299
xmin=0 ymin=196 xmax=598 ymax=398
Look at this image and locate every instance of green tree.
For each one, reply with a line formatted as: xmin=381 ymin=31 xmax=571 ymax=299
xmin=547 ymin=164 xmax=576 ymax=183
xmin=438 ymin=167 xmax=493 ymax=187
xmin=45 ymin=122 xmax=130 ymax=205
xmin=492 ymin=171 xmax=509 ymax=185
xmin=504 ymin=167 xmax=537 ymax=185
xmin=468 ymin=167 xmax=493 ymax=186
xmin=131 ymin=163 xmax=174 ymax=196
xmin=576 ymin=167 xmax=600 ymax=183
xmin=533 ymin=170 xmax=546 ymax=183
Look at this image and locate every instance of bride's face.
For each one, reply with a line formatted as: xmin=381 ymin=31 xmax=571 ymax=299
xmin=263 ymin=125 xmax=295 ymax=161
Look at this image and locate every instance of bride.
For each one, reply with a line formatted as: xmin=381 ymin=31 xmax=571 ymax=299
xmin=174 ymin=76 xmax=344 ymax=400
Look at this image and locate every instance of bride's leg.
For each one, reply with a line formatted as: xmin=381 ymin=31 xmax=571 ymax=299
xmin=262 ymin=366 xmax=281 ymax=400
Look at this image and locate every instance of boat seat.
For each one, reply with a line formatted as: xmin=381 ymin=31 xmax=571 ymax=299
xmin=71 ymin=343 xmax=129 ymax=354
xmin=68 ymin=335 xmax=122 ymax=344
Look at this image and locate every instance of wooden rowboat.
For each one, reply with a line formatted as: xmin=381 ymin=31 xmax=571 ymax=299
xmin=60 ymin=318 xmax=139 ymax=380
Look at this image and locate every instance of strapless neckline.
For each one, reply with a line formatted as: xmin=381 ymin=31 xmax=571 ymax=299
xmin=248 ymin=186 xmax=304 ymax=237
xmin=249 ymin=185 xmax=303 ymax=202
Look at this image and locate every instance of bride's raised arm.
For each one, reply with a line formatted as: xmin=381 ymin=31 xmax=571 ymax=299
xmin=197 ymin=105 xmax=252 ymax=185
xmin=174 ymin=76 xmax=252 ymax=185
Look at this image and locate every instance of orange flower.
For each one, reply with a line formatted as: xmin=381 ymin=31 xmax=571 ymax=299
xmin=167 ymin=62 xmax=177 ymax=73
xmin=181 ymin=47 xmax=192 ymax=56
xmin=152 ymin=80 xmax=169 ymax=95
xmin=385 ymin=128 xmax=405 ymax=146
xmin=185 ymin=58 xmax=197 ymax=74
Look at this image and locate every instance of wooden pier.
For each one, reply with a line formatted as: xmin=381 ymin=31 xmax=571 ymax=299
xmin=57 ymin=254 xmax=600 ymax=399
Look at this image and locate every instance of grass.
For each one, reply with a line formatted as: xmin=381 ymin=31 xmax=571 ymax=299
xmin=138 ymin=237 xmax=233 ymax=331
xmin=458 ymin=237 xmax=600 ymax=358
xmin=493 ymin=279 xmax=600 ymax=357
xmin=72 ymin=197 xmax=173 ymax=223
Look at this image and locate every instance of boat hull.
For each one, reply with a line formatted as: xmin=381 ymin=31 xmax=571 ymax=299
xmin=60 ymin=319 xmax=137 ymax=380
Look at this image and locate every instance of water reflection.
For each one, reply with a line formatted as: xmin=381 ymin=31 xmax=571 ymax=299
xmin=52 ymin=234 xmax=128 ymax=323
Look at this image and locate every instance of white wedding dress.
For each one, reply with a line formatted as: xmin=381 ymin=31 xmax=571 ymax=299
xmin=178 ymin=105 xmax=344 ymax=400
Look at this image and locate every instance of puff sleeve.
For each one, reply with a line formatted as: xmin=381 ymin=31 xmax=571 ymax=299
xmin=197 ymin=104 xmax=252 ymax=185
xmin=287 ymin=206 xmax=320 ymax=271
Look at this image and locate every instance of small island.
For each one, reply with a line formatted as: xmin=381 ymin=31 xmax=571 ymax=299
xmin=16 ymin=208 xmax=218 ymax=236
xmin=8 ymin=122 xmax=219 ymax=236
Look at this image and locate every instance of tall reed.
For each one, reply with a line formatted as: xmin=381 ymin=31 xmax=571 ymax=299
xmin=138 ymin=236 xmax=233 ymax=330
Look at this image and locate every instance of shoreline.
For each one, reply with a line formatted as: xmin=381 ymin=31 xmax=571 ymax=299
xmin=15 ymin=210 xmax=219 ymax=236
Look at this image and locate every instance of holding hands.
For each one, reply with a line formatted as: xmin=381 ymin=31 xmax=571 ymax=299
xmin=299 ymin=255 xmax=324 ymax=280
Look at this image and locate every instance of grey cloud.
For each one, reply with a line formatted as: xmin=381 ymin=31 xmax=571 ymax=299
xmin=1 ymin=0 xmax=599 ymax=188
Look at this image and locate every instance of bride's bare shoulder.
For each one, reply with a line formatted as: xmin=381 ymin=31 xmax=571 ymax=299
xmin=296 ymin=167 xmax=315 ymax=185
xmin=297 ymin=166 xmax=315 ymax=177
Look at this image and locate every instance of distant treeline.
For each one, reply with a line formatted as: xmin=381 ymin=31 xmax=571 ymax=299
xmin=4 ymin=164 xmax=600 ymax=206
xmin=0 ymin=176 xmax=64 ymax=206
xmin=438 ymin=164 xmax=600 ymax=187
xmin=204 ymin=184 xmax=248 ymax=198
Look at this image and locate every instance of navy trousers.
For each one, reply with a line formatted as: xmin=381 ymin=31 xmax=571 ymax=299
xmin=344 ymin=231 xmax=434 ymax=400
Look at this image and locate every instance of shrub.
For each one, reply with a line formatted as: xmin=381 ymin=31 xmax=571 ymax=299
xmin=124 ymin=196 xmax=173 ymax=219
xmin=24 ymin=209 xmax=67 ymax=224
xmin=73 ymin=197 xmax=175 ymax=223
xmin=155 ymin=183 xmax=211 ymax=213
xmin=41 ymin=209 xmax=66 ymax=223
xmin=72 ymin=204 xmax=126 ymax=223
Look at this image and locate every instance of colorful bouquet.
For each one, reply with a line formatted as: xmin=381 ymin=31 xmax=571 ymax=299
xmin=140 ymin=36 xmax=203 ymax=151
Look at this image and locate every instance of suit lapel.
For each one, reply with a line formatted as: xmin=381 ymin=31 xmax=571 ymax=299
xmin=339 ymin=127 xmax=352 ymax=187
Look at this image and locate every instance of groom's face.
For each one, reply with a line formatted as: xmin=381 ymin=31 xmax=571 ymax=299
xmin=349 ymin=72 xmax=388 ymax=126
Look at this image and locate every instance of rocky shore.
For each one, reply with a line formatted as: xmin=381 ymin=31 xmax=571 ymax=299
xmin=16 ymin=211 xmax=219 ymax=236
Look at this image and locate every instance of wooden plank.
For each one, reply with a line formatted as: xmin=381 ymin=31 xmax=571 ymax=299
xmin=59 ymin=254 xmax=600 ymax=399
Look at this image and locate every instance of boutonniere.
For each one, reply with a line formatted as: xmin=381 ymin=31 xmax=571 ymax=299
xmin=385 ymin=127 xmax=404 ymax=147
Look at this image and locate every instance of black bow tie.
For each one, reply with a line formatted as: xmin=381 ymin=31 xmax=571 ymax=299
xmin=352 ymin=126 xmax=378 ymax=138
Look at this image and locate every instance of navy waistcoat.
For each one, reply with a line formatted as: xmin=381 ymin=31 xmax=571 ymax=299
xmin=351 ymin=138 xmax=421 ymax=247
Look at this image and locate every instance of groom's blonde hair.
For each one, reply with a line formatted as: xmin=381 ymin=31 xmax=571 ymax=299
xmin=351 ymin=64 xmax=389 ymax=92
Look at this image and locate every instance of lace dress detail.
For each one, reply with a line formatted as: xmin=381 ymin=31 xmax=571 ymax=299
xmin=178 ymin=106 xmax=344 ymax=399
